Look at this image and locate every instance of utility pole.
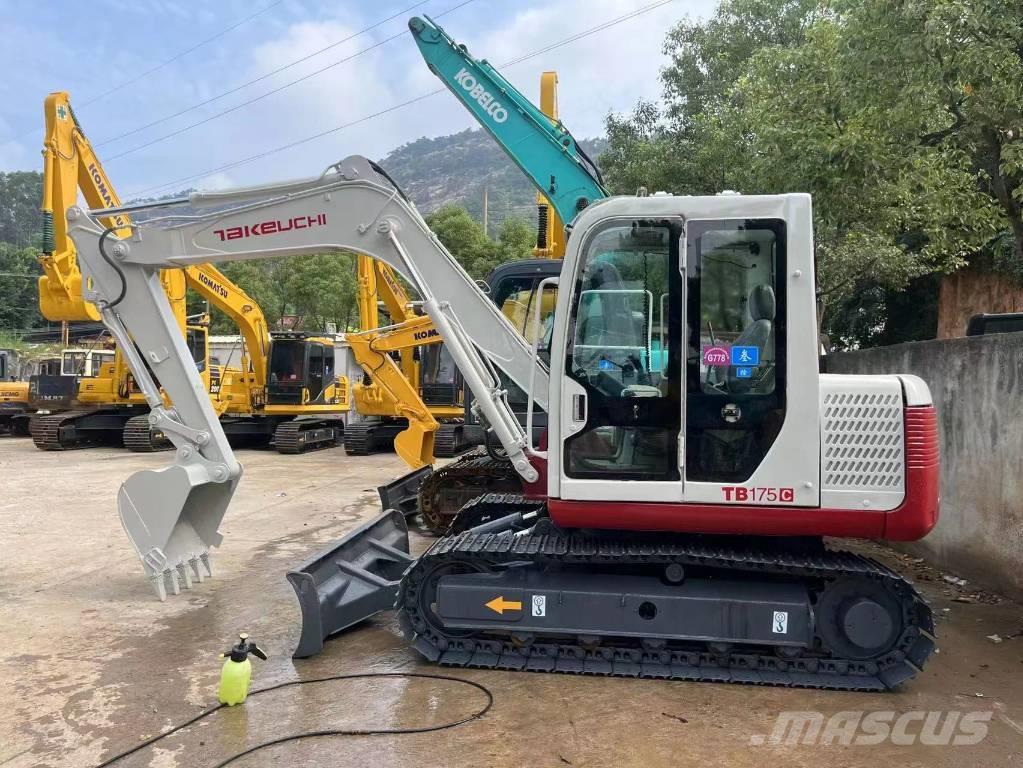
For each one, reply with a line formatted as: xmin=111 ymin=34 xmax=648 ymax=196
xmin=482 ymin=185 xmax=489 ymax=237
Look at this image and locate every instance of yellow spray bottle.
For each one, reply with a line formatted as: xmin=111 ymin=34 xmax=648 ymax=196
xmin=218 ymin=633 xmax=268 ymax=706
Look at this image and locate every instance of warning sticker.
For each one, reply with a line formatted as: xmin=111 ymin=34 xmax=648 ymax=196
xmin=532 ymin=595 xmax=546 ymax=617
xmin=772 ymin=611 xmax=788 ymax=634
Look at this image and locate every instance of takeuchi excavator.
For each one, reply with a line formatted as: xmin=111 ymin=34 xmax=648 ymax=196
xmin=67 ymin=149 xmax=939 ymax=689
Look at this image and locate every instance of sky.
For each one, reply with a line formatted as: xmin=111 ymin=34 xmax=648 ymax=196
xmin=0 ymin=0 xmax=715 ymax=200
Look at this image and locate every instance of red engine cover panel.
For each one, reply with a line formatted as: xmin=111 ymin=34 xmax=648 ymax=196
xmin=547 ymin=406 xmax=940 ymax=542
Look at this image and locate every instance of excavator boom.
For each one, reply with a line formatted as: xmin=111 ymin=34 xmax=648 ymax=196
xmin=40 ymin=92 xmax=187 ymax=328
xmin=68 ymin=155 xmax=549 ymax=598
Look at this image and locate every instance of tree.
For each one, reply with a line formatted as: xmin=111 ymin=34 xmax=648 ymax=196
xmin=425 ymin=204 xmax=535 ymax=279
xmin=869 ymin=0 xmax=1023 ymax=267
xmin=601 ymin=0 xmax=1003 ymax=345
xmin=0 ymin=243 xmax=43 ymax=331
xmin=198 ymin=254 xmax=359 ymax=334
xmin=0 ymin=172 xmax=43 ymax=249
xmin=288 ymin=253 xmax=358 ymax=332
xmin=425 ymin=205 xmax=494 ymax=278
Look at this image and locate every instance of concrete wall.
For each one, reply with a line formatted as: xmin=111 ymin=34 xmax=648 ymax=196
xmin=829 ymin=332 xmax=1023 ymax=598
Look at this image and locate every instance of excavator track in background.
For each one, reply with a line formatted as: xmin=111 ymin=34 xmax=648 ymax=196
xmin=343 ymin=420 xmax=406 ymax=456
xmin=433 ymin=421 xmax=473 ymax=458
xmin=123 ymin=413 xmax=172 ymax=452
xmin=418 ymin=448 xmax=523 ymax=534
xmin=398 ymin=528 xmax=935 ymax=691
xmin=30 ymin=410 xmax=102 ymax=450
xmin=447 ymin=492 xmax=546 ymax=534
xmin=272 ymin=419 xmax=343 ymax=455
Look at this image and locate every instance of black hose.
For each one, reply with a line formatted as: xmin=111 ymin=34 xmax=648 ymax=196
xmin=368 ymin=160 xmax=412 ymax=205
xmin=574 ymin=139 xmax=606 ymax=188
xmin=97 ymin=227 xmax=128 ymax=308
xmin=93 ymin=672 xmax=493 ymax=768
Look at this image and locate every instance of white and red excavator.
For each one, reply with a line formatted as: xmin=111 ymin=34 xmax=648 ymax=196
xmin=67 ymin=143 xmax=938 ymax=690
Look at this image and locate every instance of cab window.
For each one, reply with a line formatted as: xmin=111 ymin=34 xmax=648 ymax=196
xmin=564 ymin=220 xmax=682 ymax=481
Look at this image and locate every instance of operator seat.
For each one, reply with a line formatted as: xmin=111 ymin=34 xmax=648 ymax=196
xmin=728 ymin=284 xmax=775 ymax=392
xmin=577 ymin=261 xmax=645 ymax=358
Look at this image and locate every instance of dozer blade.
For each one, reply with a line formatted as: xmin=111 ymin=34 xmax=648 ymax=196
xmin=287 ymin=509 xmax=414 ymax=658
xmin=118 ymin=464 xmax=238 ymax=601
xmin=378 ymin=465 xmax=433 ymax=518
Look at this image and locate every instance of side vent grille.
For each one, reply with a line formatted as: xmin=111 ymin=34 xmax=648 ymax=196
xmin=821 ymin=389 xmax=904 ymax=491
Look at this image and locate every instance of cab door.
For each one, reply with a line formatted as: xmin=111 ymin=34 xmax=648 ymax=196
xmin=306 ymin=343 xmax=326 ymax=404
xmin=557 ymin=218 xmax=685 ymax=502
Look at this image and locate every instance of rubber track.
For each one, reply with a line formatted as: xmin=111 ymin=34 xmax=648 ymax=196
xmin=398 ymin=530 xmax=935 ymax=691
xmin=418 ymin=449 xmax=522 ymax=534
xmin=273 ymin=419 xmax=340 ymax=455
xmin=30 ymin=410 xmax=95 ymax=450
xmin=434 ymin=423 xmax=470 ymax=459
xmin=448 ymin=492 xmax=546 ymax=534
xmin=123 ymin=414 xmax=172 ymax=452
xmin=342 ymin=422 xmax=376 ymax=455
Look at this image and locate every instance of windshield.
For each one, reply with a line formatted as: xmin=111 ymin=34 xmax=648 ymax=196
xmin=567 ymin=221 xmax=672 ymax=398
xmin=62 ymin=351 xmax=86 ymax=376
xmin=269 ymin=340 xmax=305 ymax=383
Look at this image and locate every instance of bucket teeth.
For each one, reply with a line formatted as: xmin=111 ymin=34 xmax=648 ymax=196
xmin=147 ymin=551 xmax=214 ymax=601
xmin=151 ymin=573 xmax=168 ymax=602
xmin=192 ymin=554 xmax=211 ymax=582
xmin=176 ymin=562 xmax=194 ymax=590
xmin=168 ymin=568 xmax=181 ymax=596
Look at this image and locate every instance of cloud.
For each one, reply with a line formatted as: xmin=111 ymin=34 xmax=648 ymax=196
xmin=197 ymin=171 xmax=235 ymax=191
xmin=471 ymin=0 xmax=712 ymax=137
xmin=2 ymin=0 xmax=716 ymax=197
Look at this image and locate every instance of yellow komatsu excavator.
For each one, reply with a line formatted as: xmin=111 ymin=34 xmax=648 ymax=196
xmin=0 ymin=348 xmax=49 ymax=436
xmin=36 ymin=91 xmax=350 ymax=454
xmin=32 ymin=92 xmax=227 ymax=450
xmin=184 ymin=264 xmax=350 ymax=454
xmin=345 ymin=256 xmax=472 ymax=460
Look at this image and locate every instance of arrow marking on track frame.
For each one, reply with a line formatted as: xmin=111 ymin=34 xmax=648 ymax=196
xmin=485 ymin=596 xmax=522 ymax=615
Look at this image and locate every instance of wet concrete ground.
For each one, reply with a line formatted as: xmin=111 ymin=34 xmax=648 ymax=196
xmin=1 ymin=437 xmax=1022 ymax=767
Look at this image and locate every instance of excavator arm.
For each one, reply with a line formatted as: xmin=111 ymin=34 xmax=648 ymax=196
xmin=346 ymin=314 xmax=441 ymax=468
xmin=183 ymin=263 xmax=270 ymax=387
xmin=67 ymin=156 xmax=549 ymax=597
xmin=409 ymin=16 xmax=609 ymax=225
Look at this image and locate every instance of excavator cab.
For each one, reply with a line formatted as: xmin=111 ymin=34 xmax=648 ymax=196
xmin=418 ymin=344 xmax=462 ymax=408
xmin=461 ymin=259 xmax=561 ymax=450
xmin=551 ymin=210 xmax=802 ymax=503
xmin=266 ymin=333 xmax=340 ymax=406
xmin=0 ymin=350 xmax=31 ymax=435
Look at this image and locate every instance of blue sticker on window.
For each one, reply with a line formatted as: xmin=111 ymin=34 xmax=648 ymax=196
xmin=598 ymin=358 xmax=614 ymax=370
xmin=736 ymin=366 xmax=753 ymax=379
xmin=731 ymin=346 xmax=760 ymax=366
